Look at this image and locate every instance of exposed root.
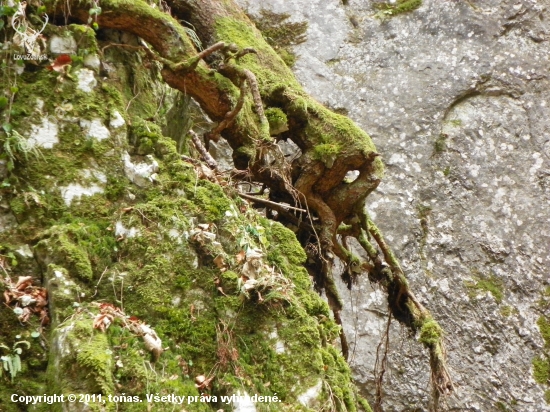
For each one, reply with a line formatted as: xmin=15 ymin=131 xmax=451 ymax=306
xmin=189 ymin=130 xmax=218 ymax=169
xmin=205 ymin=78 xmax=247 ymax=144
xmin=373 ymin=312 xmax=392 ymax=412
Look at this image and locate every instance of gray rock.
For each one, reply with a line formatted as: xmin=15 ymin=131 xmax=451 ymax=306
xmin=49 ymin=35 xmax=77 ymax=54
xmin=239 ymin=0 xmax=550 ymax=410
xmin=83 ymin=54 xmax=101 ymax=71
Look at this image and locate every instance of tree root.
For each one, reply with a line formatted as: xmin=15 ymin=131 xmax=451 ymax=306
xmin=48 ymin=0 xmax=454 ymax=404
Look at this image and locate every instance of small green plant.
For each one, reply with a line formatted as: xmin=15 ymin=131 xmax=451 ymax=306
xmin=532 ymin=356 xmax=550 ymax=385
xmin=374 ymin=0 xmax=422 ymax=20
xmin=499 ymin=305 xmax=515 ymax=317
xmin=0 ymin=340 xmax=30 ymax=382
xmin=250 ymin=9 xmax=308 ymax=67
xmin=433 ymin=133 xmax=448 ymax=154
xmin=538 ymin=316 xmax=550 ymax=348
xmin=1 ymin=124 xmax=43 ymax=171
xmin=181 ymin=20 xmax=203 ymax=51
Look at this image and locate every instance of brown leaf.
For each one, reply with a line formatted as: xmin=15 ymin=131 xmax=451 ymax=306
xmin=15 ymin=276 xmax=33 ymax=291
xmin=48 ymin=54 xmax=72 ymax=72
xmin=235 ymin=250 xmax=246 ymax=264
xmin=93 ymin=313 xmax=113 ymax=332
xmin=20 ymin=307 xmax=32 ymax=323
xmin=3 ymin=290 xmax=11 ymax=304
xmin=194 ymin=375 xmax=214 ymax=390
xmin=213 ymin=255 xmax=227 ymax=271
xmin=40 ymin=309 xmax=50 ymax=326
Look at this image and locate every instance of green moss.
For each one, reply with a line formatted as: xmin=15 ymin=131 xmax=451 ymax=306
xmin=76 ymin=332 xmax=115 ymax=394
xmin=215 ymin=16 xmax=383 ymax=179
xmin=375 ymin=0 xmax=422 ymax=18
xmin=418 ymin=318 xmax=443 ymax=346
xmin=538 ymin=286 xmax=550 ymax=309
xmin=69 ymin=24 xmax=100 ymax=56
xmin=499 ymin=305 xmax=515 ymax=317
xmin=36 ymin=221 xmax=117 ymax=281
xmin=313 ymin=143 xmax=341 ymax=168
xmin=265 ymin=107 xmax=288 ymax=135
xmin=215 ymin=17 xmax=301 ymax=93
xmin=35 ymin=225 xmax=94 ymax=281
xmin=105 ymin=175 xmax=128 ymax=201
xmin=358 ymin=397 xmax=373 ymax=412
xmin=532 ymin=356 xmax=550 ymax=384
xmin=266 ymin=221 xmax=307 ymax=266
xmin=466 ymin=274 xmax=504 ymax=303
xmin=2 ymin=13 xmax=370 ymax=409
xmin=538 ymin=317 xmax=550 ymax=348
xmin=495 ymin=401 xmax=509 ymax=411
xmin=433 ymin=133 xmax=447 ymax=154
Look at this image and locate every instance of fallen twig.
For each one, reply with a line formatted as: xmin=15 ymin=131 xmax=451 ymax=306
xmin=238 ymin=192 xmax=307 ymax=213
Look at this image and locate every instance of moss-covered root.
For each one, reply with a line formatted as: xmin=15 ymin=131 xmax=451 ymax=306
xmin=355 ymin=210 xmax=454 ymax=399
xmin=417 ymin=315 xmax=454 ymax=397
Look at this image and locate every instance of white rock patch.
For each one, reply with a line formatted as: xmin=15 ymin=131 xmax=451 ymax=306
xmin=49 ymin=35 xmax=77 ymax=54
xmin=54 ymin=323 xmax=76 ymax=358
xmin=76 ymin=68 xmax=97 ymax=92
xmin=28 ymin=118 xmax=59 ymax=149
xmin=80 ymin=118 xmax=110 ymax=141
xmin=268 ymin=330 xmax=285 ymax=354
xmin=83 ymin=54 xmax=101 ymax=71
xmin=15 ymin=244 xmax=33 ymax=258
xmin=232 ymin=391 xmax=256 ymax=412
xmin=60 ymin=183 xmax=103 ymax=206
xmin=297 ymin=380 xmax=322 ymax=407
xmin=110 ymin=111 xmax=125 ymax=128
xmin=115 ymin=221 xmax=140 ymax=239
xmin=123 ymin=152 xmax=159 ymax=187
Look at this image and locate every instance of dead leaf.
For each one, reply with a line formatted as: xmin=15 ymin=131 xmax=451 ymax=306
xmin=194 ymin=375 xmax=214 ymax=390
xmin=235 ymin=250 xmax=246 ymax=264
xmin=15 ymin=276 xmax=33 ymax=291
xmin=93 ymin=313 xmax=113 ymax=332
xmin=4 ymin=290 xmax=11 ymax=304
xmin=48 ymin=54 xmax=72 ymax=72
xmin=213 ymin=255 xmax=227 ymax=271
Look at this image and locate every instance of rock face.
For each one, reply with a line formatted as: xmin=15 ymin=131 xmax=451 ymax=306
xmin=239 ymin=0 xmax=550 ymax=410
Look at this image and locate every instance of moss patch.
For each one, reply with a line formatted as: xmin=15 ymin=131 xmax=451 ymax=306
xmin=418 ymin=318 xmax=443 ymax=346
xmin=465 ymin=273 xmax=504 ymax=304
xmin=533 ymin=356 xmax=550 ymax=385
xmin=265 ymin=107 xmax=288 ymax=135
xmin=374 ymin=0 xmax=423 ymax=19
